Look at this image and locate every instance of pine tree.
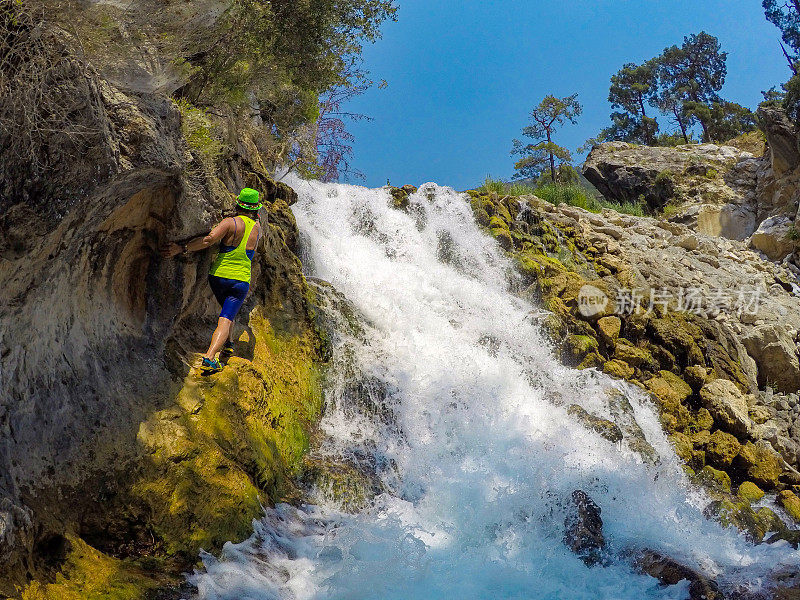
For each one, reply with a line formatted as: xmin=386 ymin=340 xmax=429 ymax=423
xmin=511 ymin=94 xmax=582 ymax=182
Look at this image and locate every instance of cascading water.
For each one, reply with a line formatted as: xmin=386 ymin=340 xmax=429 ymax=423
xmin=190 ymin=181 xmax=799 ymax=600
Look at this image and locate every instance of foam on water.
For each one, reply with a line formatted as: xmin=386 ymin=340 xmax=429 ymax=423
xmin=190 ymin=180 xmax=799 ymax=600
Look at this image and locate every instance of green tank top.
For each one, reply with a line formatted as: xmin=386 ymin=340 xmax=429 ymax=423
xmin=209 ymin=216 xmax=258 ymax=283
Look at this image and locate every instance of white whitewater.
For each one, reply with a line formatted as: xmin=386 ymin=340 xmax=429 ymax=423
xmin=190 ymin=181 xmax=799 ymax=600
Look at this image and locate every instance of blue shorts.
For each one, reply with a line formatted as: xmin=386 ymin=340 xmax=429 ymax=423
xmin=208 ymin=275 xmax=249 ymax=321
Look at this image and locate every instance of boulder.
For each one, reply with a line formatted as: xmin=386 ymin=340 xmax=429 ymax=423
xmin=734 ymin=441 xmax=784 ymax=490
xmin=737 ymin=481 xmax=765 ymax=503
xmin=596 ymin=315 xmax=621 ymax=346
xmin=563 ymin=490 xmax=605 ymax=566
xmin=705 ymin=430 xmax=741 ymax=468
xmin=699 ymin=379 xmax=753 ymax=437
xmin=603 ymin=359 xmax=634 ymax=380
xmin=646 ymin=371 xmax=692 ymax=413
xmin=778 ymin=490 xmax=800 ymax=523
xmin=693 ymin=465 xmax=732 ymax=494
xmin=748 ymin=215 xmax=796 ymax=260
xmin=742 ymin=324 xmax=800 ymax=393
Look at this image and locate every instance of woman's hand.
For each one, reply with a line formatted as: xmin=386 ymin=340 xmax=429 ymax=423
xmin=160 ymin=242 xmax=182 ymax=258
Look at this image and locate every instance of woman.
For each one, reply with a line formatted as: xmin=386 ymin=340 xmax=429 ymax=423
xmin=161 ymin=188 xmax=262 ymax=373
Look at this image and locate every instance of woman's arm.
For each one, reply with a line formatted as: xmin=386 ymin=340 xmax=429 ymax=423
xmin=160 ymin=218 xmax=232 ymax=258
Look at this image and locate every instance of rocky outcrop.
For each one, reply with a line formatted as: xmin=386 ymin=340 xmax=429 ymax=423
xmin=0 ymin=20 xmax=324 ymax=597
xmin=583 ymin=141 xmax=764 ymax=240
xmin=469 ymin=188 xmax=800 ymax=541
xmin=584 ymin=110 xmax=800 ymax=270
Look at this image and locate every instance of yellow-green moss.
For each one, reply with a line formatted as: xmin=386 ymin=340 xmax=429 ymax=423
xmin=134 ymin=307 xmax=324 ymax=558
xmin=20 ymin=537 xmax=161 ymax=600
xmin=737 ymin=481 xmax=765 ymax=503
xmin=778 ymin=490 xmax=800 ymax=523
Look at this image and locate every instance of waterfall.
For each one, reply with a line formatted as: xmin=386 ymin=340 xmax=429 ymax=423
xmin=190 ymin=181 xmax=798 ymax=600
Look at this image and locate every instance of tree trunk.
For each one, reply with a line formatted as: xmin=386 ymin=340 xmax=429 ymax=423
xmin=547 ymin=129 xmax=556 ymax=183
xmin=638 ymin=94 xmax=655 ymax=146
xmin=673 ymin=107 xmax=689 ymax=144
xmin=698 ymin=118 xmax=710 ymax=143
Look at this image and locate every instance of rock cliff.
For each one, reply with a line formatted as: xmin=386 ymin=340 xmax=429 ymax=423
xmin=0 ymin=19 xmax=324 ymax=598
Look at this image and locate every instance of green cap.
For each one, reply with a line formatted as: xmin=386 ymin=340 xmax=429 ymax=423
xmin=237 ymin=188 xmax=261 ymax=210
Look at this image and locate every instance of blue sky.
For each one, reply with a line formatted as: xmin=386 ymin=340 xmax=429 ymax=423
xmin=341 ymin=0 xmax=789 ymax=189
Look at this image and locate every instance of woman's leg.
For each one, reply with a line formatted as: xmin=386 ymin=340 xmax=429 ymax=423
xmin=205 ymin=317 xmax=233 ymax=360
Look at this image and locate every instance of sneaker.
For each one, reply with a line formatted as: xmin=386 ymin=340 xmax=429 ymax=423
xmin=221 ymin=341 xmax=235 ymax=356
xmin=201 ymin=357 xmax=222 ymax=374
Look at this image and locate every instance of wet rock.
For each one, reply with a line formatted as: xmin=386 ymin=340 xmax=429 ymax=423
xmin=563 ymin=490 xmax=605 ymax=566
xmin=737 ymin=481 xmax=765 ymax=503
xmin=693 ymin=466 xmax=732 ymax=495
xmin=647 ymin=371 xmax=693 ymax=413
xmin=634 ymin=550 xmax=722 ymax=600
xmin=704 ymin=498 xmax=782 ymax=543
xmin=700 ymin=379 xmax=753 ymax=437
xmin=778 ymin=490 xmax=800 ymax=523
xmin=603 ymin=359 xmax=634 ymax=380
xmin=563 ymin=334 xmax=600 ymax=365
xmin=567 ymin=405 xmax=623 ymax=443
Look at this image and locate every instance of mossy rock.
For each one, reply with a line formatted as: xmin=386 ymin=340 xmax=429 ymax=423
xmin=492 ymin=228 xmax=513 ymax=250
xmin=389 ymin=187 xmax=410 ymax=210
xmin=475 ymin=208 xmax=491 ymax=227
xmin=693 ymin=465 xmax=732 ymax=494
xmin=563 ymin=334 xmax=599 ymax=365
xmin=578 ymin=352 xmax=605 ymax=370
xmin=132 ymin=308 xmax=324 ymax=558
xmin=645 ymin=370 xmax=692 ymax=413
xmin=496 ymin=203 xmax=513 ymax=223
xmin=670 ymin=431 xmax=694 ymax=464
xmin=706 ymin=430 xmax=741 ymax=469
xmin=489 ymin=215 xmax=509 ymax=230
xmin=686 ymin=408 xmax=714 ymax=434
xmin=705 ymin=499 xmax=782 ymax=543
xmin=647 ymin=314 xmax=704 ymax=366
xmin=683 ymin=365 xmax=710 ymax=392
xmin=19 ymin=536 xmax=161 ymax=600
xmin=615 ymin=340 xmax=655 ymax=369
xmin=733 ymin=441 xmax=783 ymax=490
xmin=737 ymin=481 xmax=765 ymax=503
xmin=603 ymin=359 xmax=634 ymax=380
xmin=567 ymin=404 xmax=623 ymax=443
xmin=596 ymin=315 xmax=621 ymax=346
xmin=778 ymin=490 xmax=800 ymax=523
xmin=690 ymin=429 xmax=711 ymax=449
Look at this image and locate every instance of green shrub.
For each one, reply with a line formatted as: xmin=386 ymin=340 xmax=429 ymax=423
xmin=175 ymin=98 xmax=225 ymax=164
xmin=535 ymin=183 xmax=599 ymax=211
xmin=506 ymin=182 xmax=537 ymax=196
xmin=478 ymin=176 xmax=506 ymax=195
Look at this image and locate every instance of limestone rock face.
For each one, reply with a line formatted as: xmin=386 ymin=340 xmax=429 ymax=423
xmin=759 ymin=105 xmax=800 ymax=178
xmin=0 ymin=24 xmax=317 ymax=593
xmin=583 ymin=141 xmax=763 ymax=240
xmin=748 ymin=215 xmax=797 ymax=261
xmin=742 ymin=323 xmax=800 ymax=392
